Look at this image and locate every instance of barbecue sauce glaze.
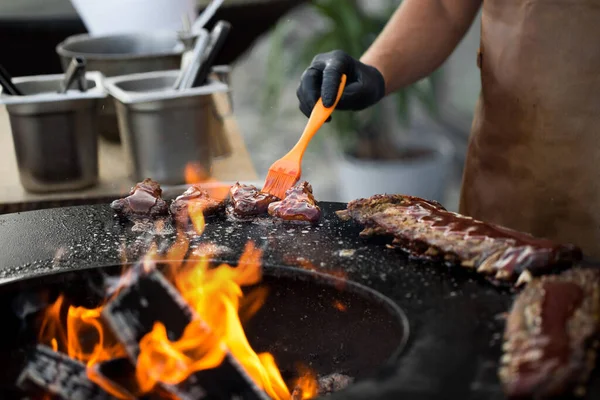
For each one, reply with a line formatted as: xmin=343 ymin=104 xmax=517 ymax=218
xmin=170 ymin=185 xmax=225 ymax=224
xmin=227 ymin=183 xmax=279 ymax=218
xmin=500 ymin=269 xmax=599 ymax=398
xmin=394 ymin=196 xmax=578 ymax=275
xmin=110 ymin=178 xmax=168 ymax=218
xmin=341 ymin=194 xmax=581 ymax=281
xmin=268 ymin=181 xmax=321 ymax=223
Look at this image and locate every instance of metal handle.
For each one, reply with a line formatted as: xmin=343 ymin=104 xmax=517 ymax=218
xmin=191 ymin=0 xmax=226 ymax=34
xmin=59 ymin=57 xmax=87 ymax=93
xmin=175 ymin=29 xmax=209 ymax=90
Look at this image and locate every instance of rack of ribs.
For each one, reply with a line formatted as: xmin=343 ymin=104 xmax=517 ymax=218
xmin=499 ymin=268 xmax=600 ymax=398
xmin=336 ymin=194 xmax=582 ymax=285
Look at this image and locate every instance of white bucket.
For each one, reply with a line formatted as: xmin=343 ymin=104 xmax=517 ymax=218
xmin=70 ymin=0 xmax=197 ymax=36
xmin=336 ymin=130 xmax=455 ymax=203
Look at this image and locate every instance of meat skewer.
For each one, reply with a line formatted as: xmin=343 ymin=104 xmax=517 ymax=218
xmin=337 ymin=194 xmax=581 ymax=285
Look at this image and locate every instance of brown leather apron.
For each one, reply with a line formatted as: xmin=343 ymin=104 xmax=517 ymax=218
xmin=459 ymin=0 xmax=600 ymax=258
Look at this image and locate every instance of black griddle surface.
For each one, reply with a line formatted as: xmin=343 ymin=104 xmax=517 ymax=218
xmin=0 ymin=202 xmax=598 ymax=400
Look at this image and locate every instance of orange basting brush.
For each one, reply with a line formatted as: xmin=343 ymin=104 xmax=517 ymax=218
xmin=262 ymin=74 xmax=347 ymax=199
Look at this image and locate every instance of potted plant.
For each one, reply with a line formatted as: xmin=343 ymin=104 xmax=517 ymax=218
xmin=262 ymin=0 xmax=454 ymax=202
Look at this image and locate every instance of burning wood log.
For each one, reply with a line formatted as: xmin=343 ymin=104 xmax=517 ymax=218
xmin=102 ymin=267 xmax=269 ymax=400
xmin=102 ymin=268 xmax=194 ymax=360
xmin=17 ymin=344 xmax=113 ymax=400
xmin=89 ymin=357 xmax=142 ymax=399
xmin=290 ymin=372 xmax=354 ymax=399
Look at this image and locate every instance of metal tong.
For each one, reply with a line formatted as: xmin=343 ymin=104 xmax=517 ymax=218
xmin=174 ymin=29 xmax=210 ymax=89
xmin=191 ymin=0 xmax=226 ymax=34
xmin=175 ymin=20 xmax=232 ymax=90
xmin=59 ymin=57 xmax=88 ymax=93
xmin=0 ymin=63 xmax=23 ymax=96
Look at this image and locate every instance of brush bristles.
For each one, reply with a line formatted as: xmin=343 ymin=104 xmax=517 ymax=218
xmin=262 ymin=171 xmax=298 ymax=199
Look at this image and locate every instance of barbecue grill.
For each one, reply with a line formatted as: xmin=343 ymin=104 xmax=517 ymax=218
xmin=0 ymin=200 xmax=598 ymax=399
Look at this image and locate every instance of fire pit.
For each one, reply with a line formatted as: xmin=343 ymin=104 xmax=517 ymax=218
xmin=0 ymin=258 xmax=406 ymax=399
xmin=0 ymin=200 xmax=599 ymax=399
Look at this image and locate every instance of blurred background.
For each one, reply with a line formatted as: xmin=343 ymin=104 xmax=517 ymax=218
xmin=0 ymin=0 xmax=482 ymax=211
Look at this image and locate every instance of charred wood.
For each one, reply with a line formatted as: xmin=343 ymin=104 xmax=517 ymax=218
xmin=102 ymin=268 xmax=193 ymax=360
xmin=102 ymin=268 xmax=268 ymax=400
xmin=16 ymin=344 xmax=112 ymax=400
xmin=317 ymin=373 xmax=354 ymax=395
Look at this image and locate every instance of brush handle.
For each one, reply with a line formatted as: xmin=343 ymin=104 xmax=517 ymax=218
xmin=288 ymin=74 xmax=347 ymax=158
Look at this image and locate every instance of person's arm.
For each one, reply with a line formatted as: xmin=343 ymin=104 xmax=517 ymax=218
xmin=361 ymin=0 xmax=482 ymax=94
xmin=297 ymin=0 xmax=482 ymax=117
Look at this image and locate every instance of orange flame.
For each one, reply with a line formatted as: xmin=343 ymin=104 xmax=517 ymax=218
xmin=292 ymin=365 xmax=319 ymax=399
xmin=38 ymin=297 xmax=132 ymax=399
xmin=184 ymin=162 xmax=230 ymax=201
xmin=184 ymin=162 xmax=210 ymax=184
xmin=168 ymin=242 xmax=291 ymax=399
xmin=136 ymin=321 xmax=224 ymax=392
xmin=36 ymin=192 xmax=323 ymax=400
xmin=188 ymin=201 xmax=206 ymax=235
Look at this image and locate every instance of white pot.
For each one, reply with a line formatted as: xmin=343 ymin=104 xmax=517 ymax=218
xmin=70 ymin=0 xmax=197 ymax=36
xmin=336 ymin=131 xmax=455 ymax=203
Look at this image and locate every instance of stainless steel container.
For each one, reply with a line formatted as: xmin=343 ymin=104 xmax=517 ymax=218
xmin=0 ymin=72 xmax=106 ymax=193
xmin=104 ymin=70 xmax=229 ymax=185
xmin=56 ymin=32 xmax=186 ymax=142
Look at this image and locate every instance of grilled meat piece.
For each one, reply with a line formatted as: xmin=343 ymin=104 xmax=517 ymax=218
xmin=268 ymin=181 xmax=321 ymax=223
xmin=170 ymin=185 xmax=226 ymax=225
xmin=336 ymin=194 xmax=581 ymax=284
xmin=227 ymin=183 xmax=279 ymax=219
xmin=111 ymin=178 xmax=168 ymax=219
xmin=499 ymin=268 xmax=600 ymax=398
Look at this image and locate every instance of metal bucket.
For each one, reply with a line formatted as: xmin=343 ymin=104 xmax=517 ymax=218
xmin=56 ymin=32 xmax=185 ymax=143
xmin=0 ymin=72 xmax=106 ymax=193
xmin=104 ymin=70 xmax=229 ymax=185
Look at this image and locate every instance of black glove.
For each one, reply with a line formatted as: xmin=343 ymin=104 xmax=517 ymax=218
xmin=296 ymin=50 xmax=386 ymax=120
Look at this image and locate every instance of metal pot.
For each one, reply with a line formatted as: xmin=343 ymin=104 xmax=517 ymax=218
xmin=0 ymin=72 xmax=106 ymax=193
xmin=56 ymin=32 xmax=186 ymax=143
xmin=104 ymin=70 xmax=228 ymax=185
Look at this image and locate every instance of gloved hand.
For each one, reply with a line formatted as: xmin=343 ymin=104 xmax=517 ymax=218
xmin=296 ymin=50 xmax=386 ymax=120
